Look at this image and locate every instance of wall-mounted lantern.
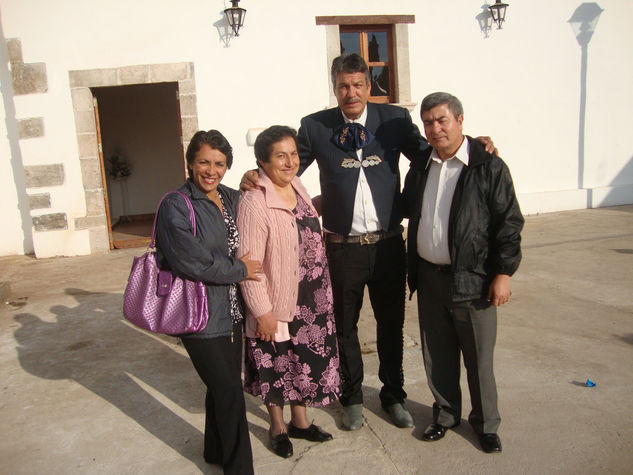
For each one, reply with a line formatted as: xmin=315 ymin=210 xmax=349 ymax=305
xmin=224 ymin=0 xmax=246 ymax=36
xmin=489 ymin=0 xmax=509 ymax=29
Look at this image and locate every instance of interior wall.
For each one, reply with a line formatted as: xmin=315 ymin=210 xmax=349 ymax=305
xmin=92 ymin=83 xmax=184 ymax=220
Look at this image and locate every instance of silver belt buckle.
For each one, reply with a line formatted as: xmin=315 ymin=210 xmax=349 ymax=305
xmin=360 ymin=232 xmax=379 ymax=245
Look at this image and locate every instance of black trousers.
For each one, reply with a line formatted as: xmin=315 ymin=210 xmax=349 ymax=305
xmin=326 ymin=234 xmax=407 ymax=407
xmin=182 ymin=323 xmax=253 ymax=475
xmin=416 ymin=258 xmax=500 ymax=434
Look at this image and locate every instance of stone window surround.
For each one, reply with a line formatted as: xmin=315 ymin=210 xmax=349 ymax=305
xmin=316 ymin=15 xmax=416 ymax=112
xmin=68 ymin=62 xmax=198 ymax=253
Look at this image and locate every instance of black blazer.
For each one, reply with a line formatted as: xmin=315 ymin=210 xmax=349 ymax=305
xmin=297 ymin=102 xmax=429 ymax=235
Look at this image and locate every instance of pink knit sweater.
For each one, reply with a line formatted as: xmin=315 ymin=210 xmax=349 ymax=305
xmin=237 ymin=171 xmax=318 ymax=340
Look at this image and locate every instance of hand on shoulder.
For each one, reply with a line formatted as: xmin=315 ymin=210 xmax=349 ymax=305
xmin=240 ymin=169 xmax=259 ymax=192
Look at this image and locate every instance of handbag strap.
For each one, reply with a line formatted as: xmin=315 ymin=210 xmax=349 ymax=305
xmin=150 ymin=190 xmax=197 ymax=248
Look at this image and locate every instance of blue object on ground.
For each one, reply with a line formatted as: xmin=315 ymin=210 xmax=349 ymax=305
xmin=585 ymin=378 xmax=596 ymax=387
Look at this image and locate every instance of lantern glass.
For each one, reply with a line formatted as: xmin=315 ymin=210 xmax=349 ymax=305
xmin=224 ymin=1 xmax=246 ymax=36
xmin=489 ymin=1 xmax=509 ymax=29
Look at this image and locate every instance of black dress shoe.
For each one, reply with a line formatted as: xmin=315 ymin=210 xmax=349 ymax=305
xmin=288 ymin=423 xmax=333 ymax=442
xmin=269 ymin=431 xmax=293 ymax=458
xmin=421 ymin=422 xmax=459 ymax=441
xmin=478 ymin=433 xmax=502 ymax=453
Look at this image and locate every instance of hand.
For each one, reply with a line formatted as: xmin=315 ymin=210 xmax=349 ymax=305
xmin=239 ymin=169 xmax=259 ymax=192
xmin=487 ymin=274 xmax=511 ymax=306
xmin=240 ymin=251 xmax=262 ymax=281
xmin=475 ymin=136 xmax=499 ymax=156
xmin=255 ymin=312 xmax=278 ymax=342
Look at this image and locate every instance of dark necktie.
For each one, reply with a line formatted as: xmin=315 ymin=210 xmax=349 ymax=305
xmin=331 ymin=122 xmax=375 ymax=152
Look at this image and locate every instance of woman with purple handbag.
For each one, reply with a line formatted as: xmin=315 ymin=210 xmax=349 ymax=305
xmin=154 ymin=130 xmax=262 ymax=474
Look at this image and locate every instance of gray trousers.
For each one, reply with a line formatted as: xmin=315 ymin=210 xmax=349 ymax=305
xmin=416 ymin=258 xmax=501 ymax=434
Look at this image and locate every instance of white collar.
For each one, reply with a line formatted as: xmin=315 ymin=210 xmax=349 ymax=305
xmin=341 ymin=105 xmax=368 ymax=127
xmin=430 ymin=136 xmax=469 ymax=166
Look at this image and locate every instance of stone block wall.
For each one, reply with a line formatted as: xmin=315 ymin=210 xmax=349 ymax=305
xmin=68 ymin=62 xmax=198 ymax=253
xmin=8 ymin=38 xmax=70 ymax=236
xmin=7 ymin=34 xmax=199 ymax=255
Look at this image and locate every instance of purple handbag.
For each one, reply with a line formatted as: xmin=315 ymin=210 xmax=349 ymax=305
xmin=123 ymin=191 xmax=208 ymax=335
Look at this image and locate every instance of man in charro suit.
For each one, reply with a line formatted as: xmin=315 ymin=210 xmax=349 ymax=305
xmin=242 ymin=54 xmax=496 ymax=431
xmin=295 ymin=53 xmax=428 ymax=430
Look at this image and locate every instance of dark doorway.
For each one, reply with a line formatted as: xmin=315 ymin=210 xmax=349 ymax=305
xmin=91 ymin=83 xmax=186 ymax=249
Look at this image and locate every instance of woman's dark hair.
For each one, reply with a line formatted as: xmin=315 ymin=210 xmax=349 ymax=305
xmin=185 ymin=129 xmax=233 ymax=178
xmin=253 ymin=125 xmax=297 ymax=164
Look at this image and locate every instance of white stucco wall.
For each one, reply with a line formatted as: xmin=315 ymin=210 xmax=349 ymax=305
xmin=0 ymin=0 xmax=631 ymax=256
xmin=0 ymin=10 xmax=31 ymax=256
xmin=0 ymin=75 xmax=29 ymax=256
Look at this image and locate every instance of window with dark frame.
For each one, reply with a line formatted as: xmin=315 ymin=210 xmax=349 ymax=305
xmin=339 ymin=25 xmax=395 ymax=104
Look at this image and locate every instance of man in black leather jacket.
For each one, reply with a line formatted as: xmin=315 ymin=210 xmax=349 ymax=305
xmin=403 ymin=92 xmax=523 ymax=453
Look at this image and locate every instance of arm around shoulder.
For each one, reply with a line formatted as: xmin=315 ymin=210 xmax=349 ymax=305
xmin=297 ymin=117 xmax=316 ymax=175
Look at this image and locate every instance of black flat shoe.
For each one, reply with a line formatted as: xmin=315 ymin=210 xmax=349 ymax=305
xmin=288 ymin=423 xmax=333 ymax=442
xmin=269 ymin=431 xmax=293 ymax=458
xmin=421 ymin=422 xmax=459 ymax=441
xmin=478 ymin=433 xmax=502 ymax=453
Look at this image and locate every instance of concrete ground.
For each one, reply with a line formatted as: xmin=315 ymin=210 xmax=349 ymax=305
xmin=1 ymin=205 xmax=632 ymax=474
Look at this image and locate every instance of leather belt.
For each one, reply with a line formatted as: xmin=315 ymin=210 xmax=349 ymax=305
xmin=325 ymin=226 xmax=404 ymax=246
xmin=420 ymin=257 xmax=451 ymax=272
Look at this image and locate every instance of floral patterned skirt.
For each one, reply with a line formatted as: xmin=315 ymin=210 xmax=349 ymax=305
xmin=243 ymin=195 xmax=340 ymax=407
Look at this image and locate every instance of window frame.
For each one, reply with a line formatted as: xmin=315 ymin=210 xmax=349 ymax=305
xmin=316 ymin=15 xmax=416 ymax=111
xmin=339 ymin=24 xmax=395 ymax=104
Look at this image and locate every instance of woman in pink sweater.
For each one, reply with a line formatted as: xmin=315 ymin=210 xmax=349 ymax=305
xmin=237 ymin=126 xmax=340 ymax=459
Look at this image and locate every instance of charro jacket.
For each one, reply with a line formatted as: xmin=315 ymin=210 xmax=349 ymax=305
xmin=403 ymin=136 xmax=524 ymax=302
xmin=155 ymin=179 xmax=247 ymax=338
xmin=297 ymin=102 xmax=429 ymax=235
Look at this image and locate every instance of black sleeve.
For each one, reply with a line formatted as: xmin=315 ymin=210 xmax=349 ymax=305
xmin=488 ymin=158 xmax=524 ymax=276
xmin=155 ymin=195 xmax=247 ymax=285
xmin=297 ymin=116 xmax=316 ymax=176
xmin=402 ymin=160 xmax=417 ymax=219
xmin=399 ymin=108 xmax=430 ymax=162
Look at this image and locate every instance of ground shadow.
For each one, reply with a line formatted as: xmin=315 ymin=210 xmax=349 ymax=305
xmin=570 ymin=380 xmax=597 ymax=387
xmin=13 ymin=288 xmax=215 ymax=472
xmin=616 ymin=333 xmax=633 ymax=346
xmin=361 ymin=384 xmax=480 ymax=449
xmin=243 ymin=381 xmax=342 ymax=453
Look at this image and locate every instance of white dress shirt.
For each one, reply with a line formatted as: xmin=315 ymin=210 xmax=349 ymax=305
xmin=341 ymin=107 xmax=381 ymax=235
xmin=417 ymin=137 xmax=469 ymax=264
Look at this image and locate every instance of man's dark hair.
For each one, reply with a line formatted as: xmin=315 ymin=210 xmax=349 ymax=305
xmin=185 ymin=130 xmax=233 ymax=178
xmin=331 ymin=53 xmax=371 ymax=86
xmin=254 ymin=125 xmax=297 ymax=165
xmin=421 ymin=92 xmax=464 ymax=118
